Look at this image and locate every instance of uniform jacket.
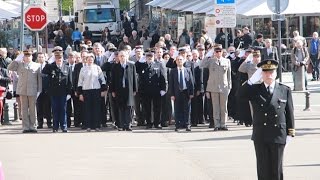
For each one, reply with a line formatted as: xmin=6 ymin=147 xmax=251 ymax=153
xmin=42 ymin=62 xmax=72 ymax=96
xmin=8 ymin=61 xmax=42 ymax=96
xmin=238 ymin=61 xmax=259 ymax=78
xmin=200 ymin=56 xmax=232 ymax=93
xmin=169 ymin=67 xmax=194 ymax=97
xmin=261 ymin=47 xmax=279 ymax=61
xmin=135 ymin=61 xmax=166 ymax=96
xmin=110 ymin=61 xmax=137 ymax=107
xmin=238 ymin=82 xmax=294 ymax=144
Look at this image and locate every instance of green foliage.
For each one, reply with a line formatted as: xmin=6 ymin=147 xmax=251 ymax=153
xmin=62 ymin=0 xmax=73 ymax=15
xmin=120 ymin=0 xmax=130 ymax=11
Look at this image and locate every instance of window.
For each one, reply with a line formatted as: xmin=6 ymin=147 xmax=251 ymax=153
xmin=83 ymin=8 xmax=116 ymax=23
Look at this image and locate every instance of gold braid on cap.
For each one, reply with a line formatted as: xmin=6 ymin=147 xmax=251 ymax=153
xmin=261 ymin=60 xmax=278 ymax=70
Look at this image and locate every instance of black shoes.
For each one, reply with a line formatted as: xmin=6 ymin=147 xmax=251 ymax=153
xmin=209 ymin=123 xmax=214 ymax=128
xmin=101 ymin=124 xmax=108 ymax=128
xmin=155 ymin=124 xmax=162 ymax=129
xmin=186 ymin=127 xmax=191 ymax=131
xmin=53 ymin=129 xmax=58 ymax=133
xmin=37 ymin=125 xmax=43 ymax=129
xmin=22 ymin=130 xmax=38 ymax=133
xmin=213 ymin=127 xmax=219 ymax=131
xmin=161 ymin=123 xmax=168 ymax=127
xmin=175 ymin=128 xmax=180 ymax=132
xmin=219 ymin=127 xmax=228 ymax=131
xmin=47 ymin=124 xmax=53 ymax=128
xmin=62 ymin=129 xmax=68 ymax=133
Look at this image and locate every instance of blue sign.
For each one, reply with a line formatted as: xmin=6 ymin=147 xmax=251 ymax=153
xmin=216 ymin=0 xmax=235 ymax=4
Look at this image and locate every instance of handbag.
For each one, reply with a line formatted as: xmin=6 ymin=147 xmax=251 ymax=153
xmin=307 ymin=63 xmax=313 ymax=74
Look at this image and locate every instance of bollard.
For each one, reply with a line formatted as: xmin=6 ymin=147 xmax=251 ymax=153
xmin=0 ymin=161 xmax=4 ymax=180
xmin=2 ymin=103 xmax=11 ymax=125
xmin=13 ymin=102 xmax=19 ymax=121
xmin=303 ymin=91 xmax=311 ymax=111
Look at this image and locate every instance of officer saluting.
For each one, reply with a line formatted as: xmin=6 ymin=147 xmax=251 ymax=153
xmin=135 ymin=51 xmax=166 ymax=129
xmin=238 ymin=59 xmax=295 ymax=180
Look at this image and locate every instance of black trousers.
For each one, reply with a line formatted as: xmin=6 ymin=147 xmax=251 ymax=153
xmin=36 ymin=91 xmax=52 ymax=126
xmin=83 ymin=89 xmax=101 ymax=129
xmin=134 ymin=92 xmax=144 ymax=124
xmin=254 ymin=141 xmax=285 ymax=180
xmin=66 ymin=95 xmax=74 ymax=127
xmin=73 ymin=95 xmax=83 ymax=126
xmin=191 ymin=93 xmax=204 ymax=125
xmin=160 ymin=93 xmax=172 ymax=125
xmin=204 ymin=93 xmax=214 ymax=125
xmin=118 ymin=105 xmax=131 ymax=129
xmin=174 ymin=90 xmax=191 ymax=128
xmin=143 ymin=94 xmax=161 ymax=126
xmin=100 ymin=96 xmax=107 ymax=125
xmin=108 ymin=93 xmax=119 ymax=127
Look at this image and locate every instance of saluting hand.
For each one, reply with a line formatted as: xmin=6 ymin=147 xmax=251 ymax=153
xmin=171 ymin=96 xmax=175 ymax=101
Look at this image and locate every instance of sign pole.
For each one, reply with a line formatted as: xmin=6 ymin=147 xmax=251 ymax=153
xmin=276 ymin=0 xmax=282 ymax=82
xmin=20 ymin=0 xmax=25 ymax=50
xmin=36 ymin=31 xmax=40 ymax=54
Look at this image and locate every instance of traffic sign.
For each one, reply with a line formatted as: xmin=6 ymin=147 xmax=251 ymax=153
xmin=216 ymin=0 xmax=235 ymax=5
xmin=215 ymin=16 xmax=236 ymax=28
xmin=24 ymin=6 xmax=48 ymax=31
xmin=267 ymin=0 xmax=289 ymax=14
xmin=214 ymin=5 xmax=236 ymax=16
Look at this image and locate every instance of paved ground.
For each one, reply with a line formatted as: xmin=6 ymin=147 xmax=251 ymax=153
xmin=0 ymin=72 xmax=319 ymax=180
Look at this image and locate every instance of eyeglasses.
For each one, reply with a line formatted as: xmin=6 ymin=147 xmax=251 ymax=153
xmin=215 ymin=51 xmax=222 ymax=53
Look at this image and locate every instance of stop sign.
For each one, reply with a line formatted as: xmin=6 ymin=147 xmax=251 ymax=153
xmin=24 ymin=6 xmax=48 ymax=31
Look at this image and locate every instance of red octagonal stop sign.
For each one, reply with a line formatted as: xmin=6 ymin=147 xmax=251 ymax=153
xmin=24 ymin=6 xmax=48 ymax=31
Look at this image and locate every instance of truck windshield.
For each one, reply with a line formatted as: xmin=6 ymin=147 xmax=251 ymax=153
xmin=83 ymin=8 xmax=116 ymax=23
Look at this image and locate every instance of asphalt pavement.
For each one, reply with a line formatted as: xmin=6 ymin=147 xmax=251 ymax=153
xmin=0 ymin=72 xmax=319 ymax=180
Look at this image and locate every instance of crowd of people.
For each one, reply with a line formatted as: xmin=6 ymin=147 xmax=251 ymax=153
xmin=0 ymin=23 xmax=317 ymax=134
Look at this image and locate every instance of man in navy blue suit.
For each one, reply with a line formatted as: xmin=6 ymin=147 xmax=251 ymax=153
xmin=169 ymin=55 xmax=194 ymax=132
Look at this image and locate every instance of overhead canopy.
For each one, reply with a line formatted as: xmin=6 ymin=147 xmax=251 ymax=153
xmin=146 ymin=0 xmax=320 ymax=16
xmin=0 ymin=0 xmax=28 ymax=20
xmin=237 ymin=0 xmax=320 ymax=16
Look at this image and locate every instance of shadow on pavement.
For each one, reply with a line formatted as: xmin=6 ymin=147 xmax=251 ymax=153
xmin=285 ymin=164 xmax=320 ymax=167
xmin=181 ymin=135 xmax=251 ymax=142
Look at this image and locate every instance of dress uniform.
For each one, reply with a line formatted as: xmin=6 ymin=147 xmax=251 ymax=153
xmin=42 ymin=46 xmax=72 ymax=132
xmin=238 ymin=59 xmax=295 ymax=180
xmin=8 ymin=49 xmax=42 ymax=133
xmin=199 ymin=45 xmax=232 ymax=131
xmin=136 ymin=52 xmax=166 ymax=129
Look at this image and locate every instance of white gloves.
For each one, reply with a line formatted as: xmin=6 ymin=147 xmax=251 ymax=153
xmin=36 ymin=92 xmax=40 ymax=99
xmin=160 ymin=90 xmax=166 ymax=96
xmin=66 ymin=95 xmax=71 ymax=101
xmin=248 ymin=68 xmax=262 ymax=85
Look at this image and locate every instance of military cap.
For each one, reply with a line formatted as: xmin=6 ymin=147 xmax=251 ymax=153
xmin=52 ymin=46 xmax=63 ymax=56
xmin=257 ymin=59 xmax=278 ymax=71
xmin=252 ymin=50 xmax=261 ymax=57
xmin=108 ymin=44 xmax=117 ymax=51
xmin=178 ymin=47 xmax=187 ymax=52
xmin=23 ymin=49 xmax=33 ymax=55
xmin=214 ymin=44 xmax=223 ymax=51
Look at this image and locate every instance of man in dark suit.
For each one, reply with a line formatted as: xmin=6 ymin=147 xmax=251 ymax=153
xmin=93 ymin=43 xmax=108 ymax=127
xmin=42 ymin=46 xmax=72 ymax=133
xmin=66 ymin=51 xmax=76 ymax=128
xmin=72 ymin=51 xmax=88 ymax=128
xmin=110 ymin=50 xmax=137 ymax=131
xmin=169 ymin=55 xmax=194 ymax=132
xmin=136 ymin=51 xmax=166 ymax=129
xmin=238 ymin=59 xmax=295 ymax=180
xmin=36 ymin=53 xmax=52 ymax=129
xmin=261 ymin=39 xmax=278 ymax=61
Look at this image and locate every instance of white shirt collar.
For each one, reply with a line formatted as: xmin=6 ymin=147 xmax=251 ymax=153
xmin=264 ymin=81 xmax=276 ymax=89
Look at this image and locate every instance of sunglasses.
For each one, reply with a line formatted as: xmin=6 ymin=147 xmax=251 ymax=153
xmin=215 ymin=50 xmax=222 ymax=53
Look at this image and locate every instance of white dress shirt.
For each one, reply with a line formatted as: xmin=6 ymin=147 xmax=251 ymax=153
xmin=178 ymin=67 xmax=187 ymax=90
xmin=78 ymin=64 xmax=106 ymax=90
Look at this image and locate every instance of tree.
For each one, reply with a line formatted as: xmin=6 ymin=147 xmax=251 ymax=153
xmin=62 ymin=0 xmax=73 ymax=15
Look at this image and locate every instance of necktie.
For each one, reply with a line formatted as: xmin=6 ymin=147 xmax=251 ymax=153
xmin=267 ymin=86 xmax=271 ymax=95
xmin=122 ymin=64 xmax=126 ymax=88
xmin=179 ymin=69 xmax=184 ymax=90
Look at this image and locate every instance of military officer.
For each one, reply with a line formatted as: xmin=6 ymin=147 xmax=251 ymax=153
xmin=136 ymin=51 xmax=166 ymax=129
xmin=238 ymin=59 xmax=295 ymax=180
xmin=199 ymin=44 xmax=232 ymax=131
xmin=42 ymin=46 xmax=72 ymax=133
